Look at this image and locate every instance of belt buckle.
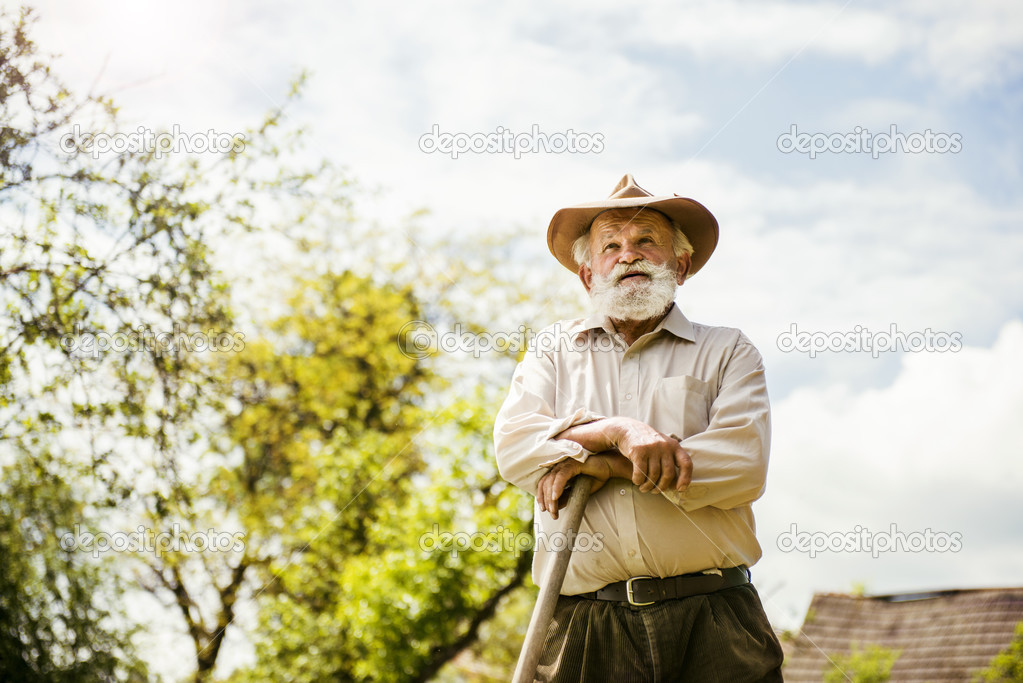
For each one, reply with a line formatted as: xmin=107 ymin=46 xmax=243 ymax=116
xmin=625 ymin=575 xmax=655 ymax=606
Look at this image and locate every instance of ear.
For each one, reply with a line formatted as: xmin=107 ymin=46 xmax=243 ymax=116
xmin=675 ymin=252 xmax=692 ymax=285
xmin=579 ymin=263 xmax=593 ymax=293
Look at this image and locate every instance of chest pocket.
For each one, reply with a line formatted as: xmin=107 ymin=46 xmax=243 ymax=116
xmin=649 ymin=375 xmax=713 ymax=439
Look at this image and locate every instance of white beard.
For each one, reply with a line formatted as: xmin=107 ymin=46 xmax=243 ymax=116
xmin=589 ymin=260 xmax=678 ymax=321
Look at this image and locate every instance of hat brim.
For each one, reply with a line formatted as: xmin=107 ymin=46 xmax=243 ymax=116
xmin=547 ymin=195 xmax=719 ymax=278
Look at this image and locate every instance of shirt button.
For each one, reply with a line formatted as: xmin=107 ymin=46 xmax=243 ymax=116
xmin=625 ymin=393 xmax=633 ymax=400
xmin=628 ymin=550 xmax=636 ymax=557
xmin=619 ymin=489 xmax=626 ymax=495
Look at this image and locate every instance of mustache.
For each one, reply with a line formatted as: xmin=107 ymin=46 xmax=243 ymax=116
xmin=589 ymin=258 xmax=679 ymax=321
xmin=608 ymin=260 xmax=672 ymax=283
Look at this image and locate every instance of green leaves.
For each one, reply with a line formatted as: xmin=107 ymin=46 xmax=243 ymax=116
xmin=1 ymin=6 xmax=552 ymax=681
xmin=824 ymin=643 xmax=901 ymax=683
xmin=973 ymin=622 xmax=1023 ymax=683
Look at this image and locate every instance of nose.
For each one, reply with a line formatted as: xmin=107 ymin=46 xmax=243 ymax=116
xmin=618 ymin=241 xmax=643 ymax=264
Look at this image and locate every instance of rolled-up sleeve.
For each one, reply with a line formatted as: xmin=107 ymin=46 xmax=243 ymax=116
xmin=663 ymin=333 xmax=771 ymax=512
xmin=493 ymin=348 xmax=606 ymax=496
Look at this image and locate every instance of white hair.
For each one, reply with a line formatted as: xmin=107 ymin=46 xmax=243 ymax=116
xmin=589 ymin=259 xmax=678 ymax=321
xmin=571 ymin=210 xmax=694 ymax=268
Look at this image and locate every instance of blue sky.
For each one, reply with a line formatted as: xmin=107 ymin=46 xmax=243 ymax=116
xmin=28 ymin=0 xmax=1023 ymax=676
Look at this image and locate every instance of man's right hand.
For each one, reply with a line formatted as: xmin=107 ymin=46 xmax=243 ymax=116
xmin=537 ymin=456 xmax=610 ymax=520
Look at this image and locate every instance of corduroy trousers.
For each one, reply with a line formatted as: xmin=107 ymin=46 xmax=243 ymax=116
xmin=535 ymin=583 xmax=785 ymax=682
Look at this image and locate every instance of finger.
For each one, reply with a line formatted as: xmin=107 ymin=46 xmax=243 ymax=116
xmin=675 ymin=450 xmax=693 ymax=490
xmin=631 ymin=455 xmax=646 ymax=487
xmin=537 ymin=474 xmax=550 ymax=512
xmin=553 ymin=468 xmax=577 ymax=506
xmin=545 ymin=470 xmax=561 ymax=511
xmin=641 ymin=457 xmax=661 ymax=493
xmin=545 ymin=476 xmax=558 ymax=520
xmin=550 ymin=471 xmax=572 ymax=520
xmin=550 ymin=471 xmax=565 ymax=504
xmin=656 ymin=454 xmax=676 ymax=492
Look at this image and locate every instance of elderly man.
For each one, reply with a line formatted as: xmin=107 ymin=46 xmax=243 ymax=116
xmin=494 ymin=175 xmax=784 ymax=681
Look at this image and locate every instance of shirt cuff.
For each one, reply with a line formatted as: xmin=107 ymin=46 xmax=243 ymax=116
xmin=537 ymin=408 xmax=606 ymax=468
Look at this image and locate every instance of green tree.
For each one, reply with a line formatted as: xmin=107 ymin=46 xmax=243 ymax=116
xmin=2 ymin=6 xmax=557 ymax=680
xmin=213 ymin=270 xmax=535 ymax=682
xmin=0 ymin=449 xmax=148 ymax=681
xmin=823 ymin=643 xmax=901 ymax=683
xmin=0 ymin=4 xmax=348 ymax=678
xmin=434 ymin=582 xmax=539 ymax=682
xmin=973 ymin=622 xmax=1023 ymax=682
xmin=0 ymin=6 xmax=153 ymax=678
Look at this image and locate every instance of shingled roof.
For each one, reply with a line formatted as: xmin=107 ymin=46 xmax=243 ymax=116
xmin=782 ymin=587 xmax=1023 ymax=682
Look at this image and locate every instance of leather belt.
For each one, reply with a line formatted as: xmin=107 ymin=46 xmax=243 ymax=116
xmin=575 ymin=566 xmax=751 ymax=606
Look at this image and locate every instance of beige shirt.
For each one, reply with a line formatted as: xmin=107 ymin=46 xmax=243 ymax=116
xmin=493 ymin=304 xmax=771 ymax=595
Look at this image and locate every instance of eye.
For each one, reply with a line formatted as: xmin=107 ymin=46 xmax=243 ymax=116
xmin=602 ymin=242 xmax=619 ymax=252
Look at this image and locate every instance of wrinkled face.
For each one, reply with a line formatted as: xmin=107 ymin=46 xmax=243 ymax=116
xmin=579 ymin=208 xmax=690 ymax=293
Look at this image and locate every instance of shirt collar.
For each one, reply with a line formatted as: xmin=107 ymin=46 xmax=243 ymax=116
xmin=576 ymin=303 xmax=695 ymax=342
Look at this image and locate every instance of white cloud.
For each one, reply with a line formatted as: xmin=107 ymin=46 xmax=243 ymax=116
xmin=634 ymin=0 xmax=904 ymax=66
xmin=511 ymin=0 xmax=1023 ymax=92
xmin=756 ymin=318 xmax=1023 ymax=629
xmin=902 ymin=0 xmax=1023 ymax=92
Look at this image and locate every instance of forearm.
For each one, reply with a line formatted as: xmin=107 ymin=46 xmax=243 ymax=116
xmin=555 ymin=417 xmax=628 ymax=453
xmin=580 ymin=452 xmax=633 ymax=480
xmin=598 ymin=453 xmax=634 ymax=479
xmin=493 ymin=352 xmax=609 ymax=495
xmin=558 ymin=416 xmax=691 ymax=493
xmin=557 ymin=416 xmax=673 ymax=459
